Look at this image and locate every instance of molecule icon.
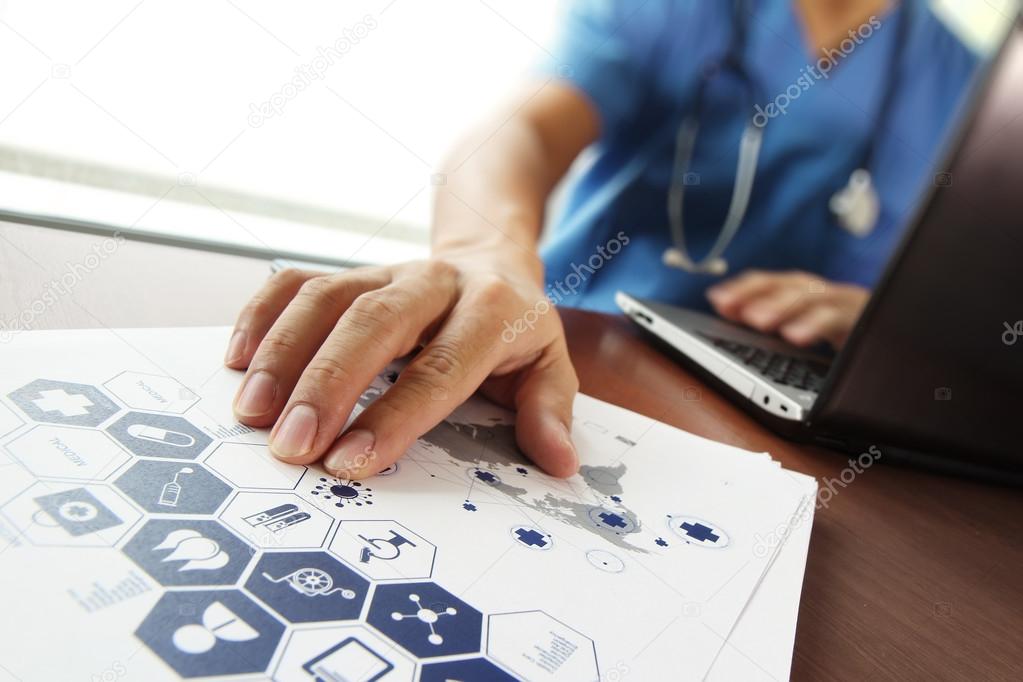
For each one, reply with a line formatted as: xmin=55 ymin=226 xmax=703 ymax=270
xmin=391 ymin=593 xmax=457 ymax=645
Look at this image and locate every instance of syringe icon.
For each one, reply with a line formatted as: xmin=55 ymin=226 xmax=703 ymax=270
xmin=158 ymin=467 xmax=194 ymax=507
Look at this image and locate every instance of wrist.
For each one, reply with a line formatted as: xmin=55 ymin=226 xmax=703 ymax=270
xmin=432 ymin=244 xmax=544 ymax=286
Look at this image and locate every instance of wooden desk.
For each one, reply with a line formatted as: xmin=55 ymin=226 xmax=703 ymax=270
xmin=2 ymin=221 xmax=1020 ymax=680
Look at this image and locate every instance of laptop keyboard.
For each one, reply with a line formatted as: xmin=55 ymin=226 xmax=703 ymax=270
xmin=700 ymin=334 xmax=830 ymax=392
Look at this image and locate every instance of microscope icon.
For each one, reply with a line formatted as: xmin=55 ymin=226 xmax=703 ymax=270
xmin=332 ymin=520 xmax=436 ymax=580
xmin=358 ymin=530 xmax=417 ymax=563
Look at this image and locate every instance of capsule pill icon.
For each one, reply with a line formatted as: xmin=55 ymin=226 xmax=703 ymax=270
xmin=127 ymin=423 xmax=196 ymax=448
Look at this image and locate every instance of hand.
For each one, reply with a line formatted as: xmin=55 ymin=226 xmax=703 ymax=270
xmin=706 ymin=270 xmax=869 ymax=349
xmin=224 ymin=258 xmax=579 ymax=480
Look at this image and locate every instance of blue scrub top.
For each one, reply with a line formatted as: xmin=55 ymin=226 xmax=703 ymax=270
xmin=540 ymin=0 xmax=979 ymax=313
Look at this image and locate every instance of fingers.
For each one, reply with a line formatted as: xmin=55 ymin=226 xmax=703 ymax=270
xmin=510 ymin=344 xmax=580 ymax=477
xmin=321 ymin=301 xmax=502 ymax=480
xmin=733 ymin=286 xmax=812 ymax=333
xmin=267 ymin=265 xmax=460 ymax=463
xmin=706 ymin=270 xmax=778 ymax=321
xmin=232 ymin=269 xmax=391 ymax=426
xmin=779 ymin=305 xmax=845 ymax=347
xmin=224 ymin=268 xmax=318 ymax=369
xmin=780 ymin=284 xmax=868 ymax=348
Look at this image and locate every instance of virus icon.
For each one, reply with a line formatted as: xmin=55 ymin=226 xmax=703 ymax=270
xmin=655 ymin=537 xmax=668 ymax=547
xmin=311 ymin=477 xmax=374 ymax=507
xmin=462 ymin=502 xmax=477 ymax=512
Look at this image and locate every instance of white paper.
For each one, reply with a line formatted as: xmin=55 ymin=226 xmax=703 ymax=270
xmin=0 ymin=327 xmax=815 ymax=681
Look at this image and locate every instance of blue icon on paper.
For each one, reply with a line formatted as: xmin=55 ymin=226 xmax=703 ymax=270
xmin=420 ymin=657 xmax=518 ymax=681
xmin=511 ymin=525 xmax=552 ymax=550
xmin=666 ymin=514 xmax=730 ymax=548
xmin=136 ymin=589 xmax=284 ymax=678
xmin=366 ymin=582 xmax=482 ymax=658
xmin=468 ymin=468 xmax=501 ymax=486
xmin=588 ymin=506 xmax=638 ymax=536
xmin=244 ymin=552 xmax=369 ymax=623
xmin=359 ymin=529 xmax=416 ymax=563
xmin=123 ymin=519 xmax=252 ymax=586
xmin=303 ymin=637 xmax=394 ymax=681
xmin=114 ymin=460 xmax=231 ymax=514
xmin=33 ymin=487 xmax=123 ymax=536
xmin=8 ymin=379 xmax=119 ymax=427
xmin=106 ymin=411 xmax=212 ymax=459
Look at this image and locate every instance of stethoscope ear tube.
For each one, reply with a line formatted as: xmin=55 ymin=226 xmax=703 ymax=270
xmin=664 ymin=115 xmax=764 ymax=275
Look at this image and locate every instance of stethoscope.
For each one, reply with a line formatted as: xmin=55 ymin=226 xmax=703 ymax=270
xmin=663 ymin=0 xmax=909 ymax=275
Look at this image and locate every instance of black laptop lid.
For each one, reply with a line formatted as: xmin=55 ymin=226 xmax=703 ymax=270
xmin=811 ymin=18 xmax=1023 ymax=469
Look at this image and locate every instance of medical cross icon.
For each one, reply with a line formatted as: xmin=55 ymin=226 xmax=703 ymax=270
xmin=680 ymin=522 xmax=719 ymax=543
xmin=473 ymin=470 xmax=498 ymax=484
xmin=513 ymin=528 xmax=549 ymax=548
xmin=597 ymin=512 xmax=627 ymax=529
xmin=33 ymin=389 xmax=94 ymax=417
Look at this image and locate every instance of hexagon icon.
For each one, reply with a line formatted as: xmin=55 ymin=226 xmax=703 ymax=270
xmin=219 ymin=492 xmax=333 ymax=550
xmin=106 ymin=412 xmax=212 ymax=460
xmin=421 ymin=658 xmax=517 ymax=681
xmin=244 ymin=551 xmax=371 ymax=623
xmin=104 ymin=371 xmax=199 ymax=414
xmin=0 ymin=402 xmax=24 ymax=439
xmin=273 ymin=624 xmax=415 ymax=682
xmin=114 ymin=460 xmax=231 ymax=514
xmin=487 ymin=610 xmax=598 ymax=681
xmin=122 ymin=518 xmax=253 ymax=587
xmin=366 ymin=582 xmax=483 ymax=659
xmin=6 ymin=425 xmax=129 ymax=481
xmin=136 ymin=589 xmax=285 ymax=678
xmin=205 ymin=442 xmax=306 ymax=490
xmin=329 ymin=520 xmax=436 ymax=582
xmin=0 ymin=481 xmax=141 ymax=547
xmin=7 ymin=379 xmax=120 ymax=427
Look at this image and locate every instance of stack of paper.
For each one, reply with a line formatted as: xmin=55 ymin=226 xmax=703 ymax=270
xmin=0 ymin=327 xmax=816 ymax=681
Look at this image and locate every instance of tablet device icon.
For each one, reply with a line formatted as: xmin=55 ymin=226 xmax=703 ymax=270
xmin=302 ymin=637 xmax=394 ymax=682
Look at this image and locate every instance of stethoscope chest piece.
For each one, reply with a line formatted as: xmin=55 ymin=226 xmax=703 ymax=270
xmin=830 ymin=168 xmax=880 ymax=237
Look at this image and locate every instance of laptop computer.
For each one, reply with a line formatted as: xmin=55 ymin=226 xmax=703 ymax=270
xmin=617 ymin=15 xmax=1023 ymax=479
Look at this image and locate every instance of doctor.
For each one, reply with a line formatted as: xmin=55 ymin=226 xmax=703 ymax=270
xmin=225 ymin=0 xmax=977 ymax=480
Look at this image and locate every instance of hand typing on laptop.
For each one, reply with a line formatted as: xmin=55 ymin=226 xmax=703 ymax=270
xmin=707 ymin=271 xmax=870 ymax=350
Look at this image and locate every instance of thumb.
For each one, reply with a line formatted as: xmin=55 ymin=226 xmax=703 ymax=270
xmin=513 ymin=347 xmax=580 ymax=478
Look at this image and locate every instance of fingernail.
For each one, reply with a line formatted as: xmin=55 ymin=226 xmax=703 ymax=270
xmin=270 ymin=403 xmax=318 ymax=458
xmin=234 ymin=370 xmax=276 ymax=416
xmin=324 ymin=429 xmax=376 ymax=477
xmin=559 ymin=422 xmax=579 ymax=470
xmin=224 ymin=330 xmax=247 ymax=365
